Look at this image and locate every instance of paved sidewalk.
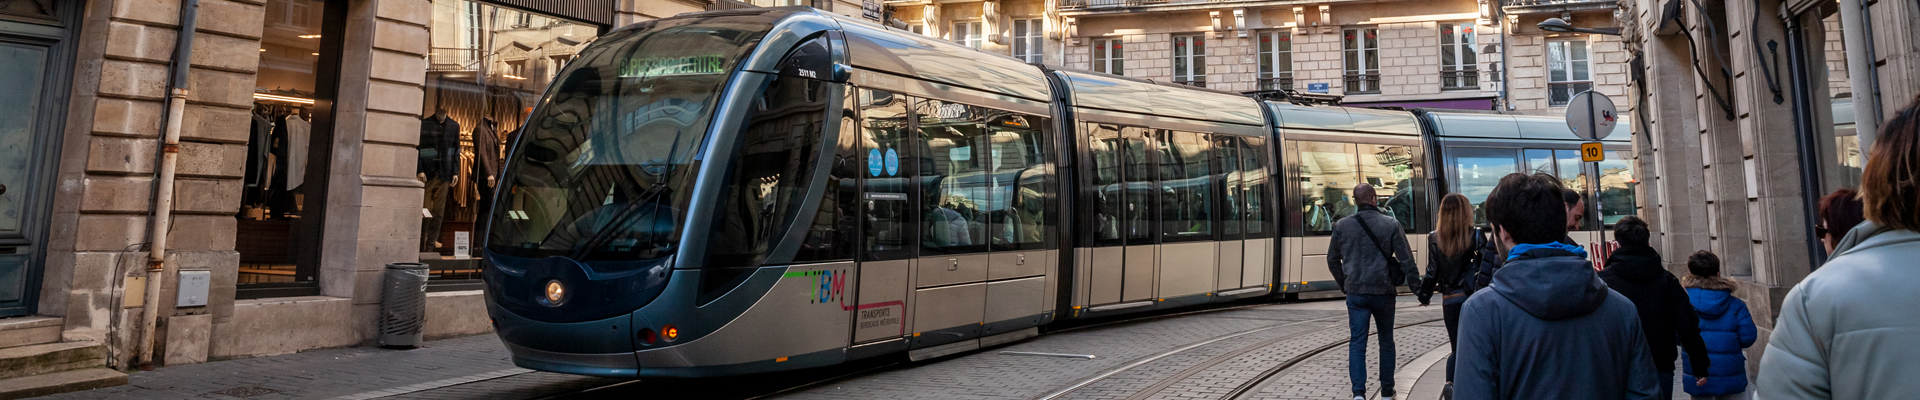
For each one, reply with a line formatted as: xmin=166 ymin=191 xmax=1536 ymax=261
xmin=41 ymin=335 xmax=524 ymax=400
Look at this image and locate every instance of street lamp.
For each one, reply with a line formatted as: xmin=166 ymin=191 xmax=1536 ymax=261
xmin=1538 ymin=17 xmax=1622 ymax=36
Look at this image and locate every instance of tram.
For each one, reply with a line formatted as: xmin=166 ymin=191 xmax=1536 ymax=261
xmin=480 ymin=7 xmax=1636 ymax=378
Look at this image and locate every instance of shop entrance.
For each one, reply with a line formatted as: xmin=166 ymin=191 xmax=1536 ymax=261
xmin=0 ymin=0 xmax=79 ymax=317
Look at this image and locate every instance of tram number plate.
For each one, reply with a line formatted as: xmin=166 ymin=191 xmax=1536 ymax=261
xmin=1580 ymin=142 xmax=1605 ymax=162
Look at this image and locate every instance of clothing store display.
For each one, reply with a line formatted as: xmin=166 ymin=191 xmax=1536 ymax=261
xmin=421 ymin=178 xmax=450 ymax=251
xmin=283 ymin=115 xmax=311 ymax=190
xmin=473 ymin=118 xmax=501 ymax=185
xmin=244 ymin=113 xmax=274 ymax=209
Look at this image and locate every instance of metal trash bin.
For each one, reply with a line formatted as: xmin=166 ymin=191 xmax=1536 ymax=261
xmin=379 ymin=262 xmax=431 ymax=348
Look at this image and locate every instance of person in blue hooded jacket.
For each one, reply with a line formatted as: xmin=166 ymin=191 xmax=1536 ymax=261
xmin=1451 ymin=173 xmax=1658 ymax=400
xmin=1680 ymin=251 xmax=1755 ymax=399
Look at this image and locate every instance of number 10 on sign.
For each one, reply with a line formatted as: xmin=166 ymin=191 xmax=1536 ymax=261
xmin=1581 ymin=142 xmax=1605 ymax=162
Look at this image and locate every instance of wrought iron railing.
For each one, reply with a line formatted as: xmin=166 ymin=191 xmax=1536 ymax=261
xmin=1174 ymin=80 xmax=1207 ymax=88
xmin=1258 ymin=76 xmax=1294 ymax=91
xmin=1343 ymin=73 xmax=1380 ymax=94
xmin=1060 ymin=0 xmax=1220 ymax=10
xmin=1441 ymin=69 xmax=1480 ymax=90
xmin=1503 ymin=0 xmax=1615 ymax=6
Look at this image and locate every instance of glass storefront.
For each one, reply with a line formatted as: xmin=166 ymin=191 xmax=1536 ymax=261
xmin=420 ymin=0 xmax=602 ymax=284
xmin=236 ymin=0 xmax=338 ymax=297
xmin=1791 ymin=1 xmax=1867 ymax=194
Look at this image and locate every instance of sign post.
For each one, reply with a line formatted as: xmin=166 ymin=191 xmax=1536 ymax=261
xmin=1566 ymin=91 xmax=1617 ymax=244
xmin=862 ymin=0 xmax=882 ymax=21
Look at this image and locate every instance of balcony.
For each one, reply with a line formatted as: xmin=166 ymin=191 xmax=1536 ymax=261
xmin=1258 ymin=76 xmax=1294 ymax=91
xmin=1441 ymin=69 xmax=1480 ymax=90
xmin=1501 ymin=0 xmax=1618 ymax=15
xmin=1058 ymin=0 xmax=1217 ymax=11
xmin=1174 ymin=79 xmax=1207 ymax=88
xmin=1343 ymin=73 xmax=1380 ymax=94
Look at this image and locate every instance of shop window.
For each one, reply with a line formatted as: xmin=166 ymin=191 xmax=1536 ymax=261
xmin=236 ymin=0 xmax=341 ymax=298
xmin=1439 ymin=22 xmax=1477 ymax=89
xmin=1548 ymin=39 xmax=1592 ymax=106
xmin=1012 ymin=19 xmax=1043 ymax=63
xmin=1257 ymin=31 xmax=1293 ymax=91
xmin=909 ymin=24 xmax=924 ymax=36
xmin=1172 ymin=35 xmax=1205 ymax=87
xmin=420 ymin=0 xmax=598 ymax=286
xmin=1093 ymin=38 xmax=1123 ymax=75
xmin=952 ymin=21 xmax=983 ymax=49
xmin=1343 ymin=28 xmax=1380 ymax=94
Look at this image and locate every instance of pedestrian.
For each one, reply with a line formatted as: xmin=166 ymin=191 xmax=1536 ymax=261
xmin=1815 ymin=188 xmax=1865 ymax=254
xmin=1327 ymin=183 xmax=1419 ymax=400
xmin=1760 ymin=95 xmax=1920 ymax=399
xmin=1680 ymin=251 xmax=1756 ymax=400
xmin=1598 ymin=215 xmax=1711 ymax=400
xmin=1452 ymin=172 xmax=1657 ymax=399
xmin=1563 ymin=187 xmax=1587 ymax=234
xmin=1414 ymin=193 xmax=1488 ymax=400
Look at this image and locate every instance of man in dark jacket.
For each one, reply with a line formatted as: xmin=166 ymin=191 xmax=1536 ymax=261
xmin=1327 ymin=183 xmax=1418 ymax=400
xmin=1454 ymin=173 xmax=1657 ymax=399
xmin=1599 ymin=216 xmax=1711 ymax=400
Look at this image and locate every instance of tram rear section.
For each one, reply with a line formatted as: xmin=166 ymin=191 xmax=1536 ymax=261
xmin=482 ymin=7 xmax=1634 ymax=380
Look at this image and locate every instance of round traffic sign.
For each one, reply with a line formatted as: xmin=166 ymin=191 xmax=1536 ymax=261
xmin=1566 ymin=91 xmax=1619 ymax=141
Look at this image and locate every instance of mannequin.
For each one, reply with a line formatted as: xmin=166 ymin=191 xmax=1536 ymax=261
xmin=419 ymin=108 xmax=462 ymax=251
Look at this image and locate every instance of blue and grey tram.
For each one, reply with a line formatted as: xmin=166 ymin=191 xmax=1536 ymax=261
xmin=480 ymin=7 xmax=1639 ymax=379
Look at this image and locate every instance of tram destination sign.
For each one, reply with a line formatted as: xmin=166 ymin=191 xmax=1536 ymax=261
xmin=1566 ymin=91 xmax=1618 ymax=141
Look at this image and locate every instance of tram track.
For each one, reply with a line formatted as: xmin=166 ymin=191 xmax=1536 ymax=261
xmin=1220 ymin=316 xmax=1443 ymax=400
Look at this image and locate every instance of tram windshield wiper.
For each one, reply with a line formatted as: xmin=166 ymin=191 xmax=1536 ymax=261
xmin=567 ymin=134 xmax=683 ymax=262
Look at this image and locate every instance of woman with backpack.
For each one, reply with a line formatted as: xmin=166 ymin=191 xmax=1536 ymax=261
xmin=1416 ymin=193 xmax=1490 ymax=399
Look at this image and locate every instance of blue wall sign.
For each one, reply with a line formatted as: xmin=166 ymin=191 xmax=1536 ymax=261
xmin=1307 ymin=83 xmax=1330 ymax=93
xmin=868 ymin=149 xmax=883 ymax=177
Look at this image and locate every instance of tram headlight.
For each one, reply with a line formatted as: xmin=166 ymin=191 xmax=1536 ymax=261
xmin=542 ymin=280 xmax=567 ymax=305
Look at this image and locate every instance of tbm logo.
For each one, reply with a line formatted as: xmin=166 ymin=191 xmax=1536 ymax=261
xmin=804 ymin=270 xmax=847 ymax=306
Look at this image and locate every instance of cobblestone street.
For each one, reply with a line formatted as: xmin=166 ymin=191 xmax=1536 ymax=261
xmin=36 ymin=297 xmax=1514 ymax=400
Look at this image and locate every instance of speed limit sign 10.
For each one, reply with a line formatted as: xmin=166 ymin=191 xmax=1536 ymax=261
xmin=1580 ymin=142 xmax=1605 ymax=162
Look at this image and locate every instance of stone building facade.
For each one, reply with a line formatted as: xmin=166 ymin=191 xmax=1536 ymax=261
xmin=0 ymin=0 xmax=740 ymax=393
xmin=1617 ymin=0 xmax=1920 ymax=372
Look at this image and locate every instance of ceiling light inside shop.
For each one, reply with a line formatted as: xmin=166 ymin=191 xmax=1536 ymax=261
xmin=253 ymin=93 xmax=315 ymax=105
xmin=502 ymin=74 xmax=527 ymax=80
xmin=299 ymin=35 xmax=321 ymax=39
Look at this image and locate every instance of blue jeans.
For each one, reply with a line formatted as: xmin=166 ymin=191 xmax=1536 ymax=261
xmin=1348 ymin=293 xmax=1397 ymax=397
xmin=1659 ymin=370 xmax=1674 ymax=400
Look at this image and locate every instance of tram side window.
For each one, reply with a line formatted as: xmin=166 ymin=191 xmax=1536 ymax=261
xmin=1216 ymin=136 xmax=1243 ymax=237
xmin=987 ymin=111 xmax=1052 ymax=249
xmin=1162 ymin=131 xmax=1212 ymax=240
xmin=1088 ymin=125 xmax=1123 ymax=244
xmin=1449 ymin=147 xmax=1520 ymax=225
xmin=918 ymin=99 xmax=989 ymax=254
xmin=706 ymin=74 xmax=830 ymax=268
xmin=1596 ymin=150 xmax=1637 ymax=225
xmin=792 ymin=87 xmax=860 ymax=263
xmin=1358 ymin=144 xmax=1422 ymax=232
xmin=1242 ymin=138 xmax=1272 ymax=238
xmin=1121 ymin=127 xmax=1156 ymax=242
xmin=1297 ymin=141 xmax=1358 ymax=235
xmin=860 ymin=89 xmax=914 ymax=260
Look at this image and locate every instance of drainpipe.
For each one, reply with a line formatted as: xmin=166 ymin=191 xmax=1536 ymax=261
xmin=137 ymin=0 xmax=199 ymax=370
xmin=1836 ymin=0 xmax=1881 ymax=153
xmin=1498 ymin=5 xmax=1514 ymax=111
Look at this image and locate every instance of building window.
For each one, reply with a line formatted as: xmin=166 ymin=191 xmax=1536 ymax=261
xmin=1172 ymin=34 xmax=1205 ymax=87
xmin=1013 ymin=19 xmax=1043 ymax=63
xmin=1548 ymin=39 xmax=1592 ymax=106
xmin=1343 ymin=28 xmax=1379 ymax=93
xmin=909 ymin=23 xmax=924 ymax=36
xmin=1093 ymin=38 xmax=1123 ymax=75
xmin=1257 ymin=31 xmax=1293 ymax=90
xmin=1440 ymin=22 xmax=1477 ymax=90
xmin=952 ymin=21 xmax=983 ymax=49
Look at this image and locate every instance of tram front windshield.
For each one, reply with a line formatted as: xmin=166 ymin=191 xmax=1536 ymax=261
xmin=487 ymin=14 xmax=773 ymax=263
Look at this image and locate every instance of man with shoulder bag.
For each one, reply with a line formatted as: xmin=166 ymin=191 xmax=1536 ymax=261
xmin=1328 ymin=183 xmax=1419 ymax=400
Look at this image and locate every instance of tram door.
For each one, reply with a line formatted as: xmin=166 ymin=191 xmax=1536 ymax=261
xmin=1082 ymin=125 xmax=1157 ymax=304
xmin=852 ymin=89 xmax=914 ymax=344
xmin=1214 ymin=136 xmax=1246 ymax=291
xmin=910 ymin=99 xmax=990 ymax=348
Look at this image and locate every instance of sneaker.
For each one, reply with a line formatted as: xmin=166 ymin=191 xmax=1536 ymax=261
xmin=1441 ymin=382 xmax=1453 ymax=400
xmin=1352 ymin=396 xmax=1366 ymax=400
xmin=1380 ymin=389 xmax=1396 ymax=400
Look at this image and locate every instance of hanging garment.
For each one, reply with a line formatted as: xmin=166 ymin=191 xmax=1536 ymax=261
xmin=454 ymin=143 xmax=474 ymax=209
xmin=283 ymin=115 xmax=311 ymax=190
xmin=421 ymin=178 xmax=450 ymax=251
xmin=243 ymin=113 xmax=274 ymax=209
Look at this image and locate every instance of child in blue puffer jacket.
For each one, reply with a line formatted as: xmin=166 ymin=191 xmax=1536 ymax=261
xmin=1681 ymin=251 xmax=1757 ymax=399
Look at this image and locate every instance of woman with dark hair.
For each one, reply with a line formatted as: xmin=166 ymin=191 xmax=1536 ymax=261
xmin=1415 ymin=193 xmax=1488 ymax=399
xmin=1761 ymin=95 xmax=1920 ymax=399
xmin=1815 ymin=188 xmax=1865 ymax=254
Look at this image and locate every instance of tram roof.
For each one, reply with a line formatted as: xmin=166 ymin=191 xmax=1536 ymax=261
xmin=1262 ymin=102 xmax=1422 ymax=135
xmin=819 ymin=11 xmax=1054 ymax=103
xmin=1053 ymin=70 xmax=1265 ymax=127
xmin=1421 ymin=110 xmax=1632 ymax=142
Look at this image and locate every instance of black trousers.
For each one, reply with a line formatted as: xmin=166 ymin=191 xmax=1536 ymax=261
xmin=1443 ymin=302 xmax=1462 ymax=382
